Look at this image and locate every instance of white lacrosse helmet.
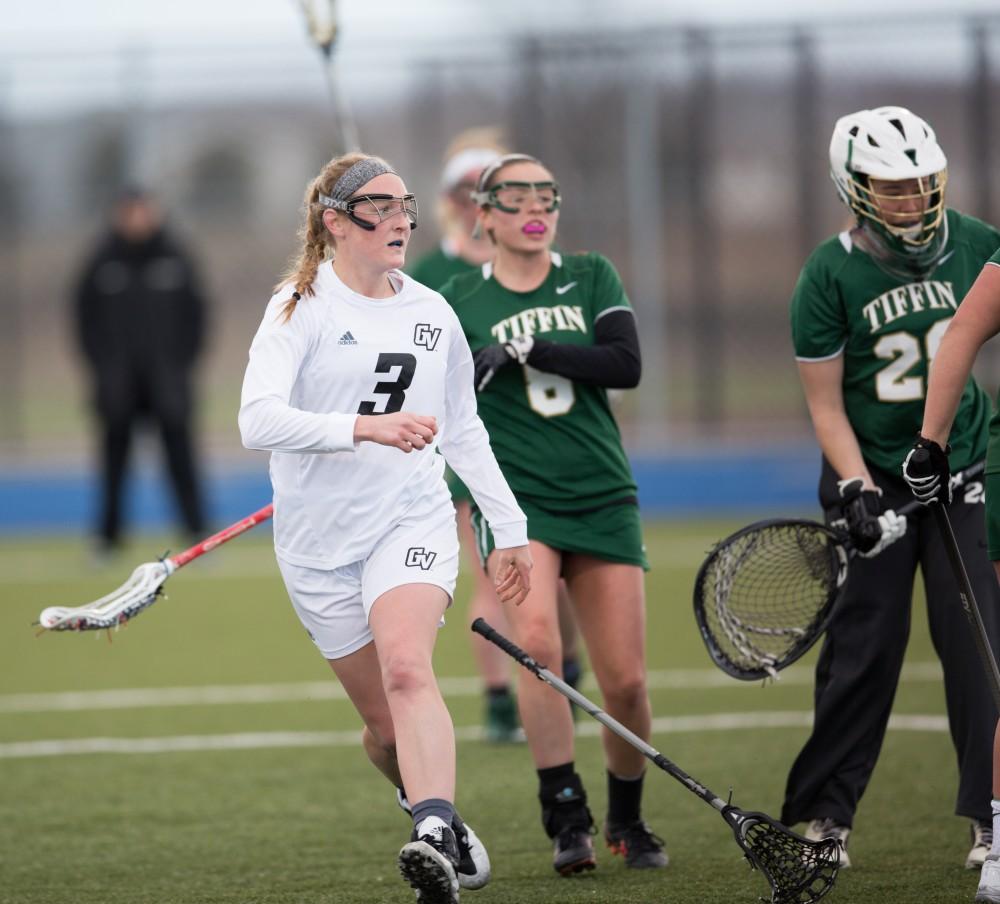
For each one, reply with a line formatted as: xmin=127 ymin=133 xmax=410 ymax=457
xmin=829 ymin=106 xmax=948 ymax=268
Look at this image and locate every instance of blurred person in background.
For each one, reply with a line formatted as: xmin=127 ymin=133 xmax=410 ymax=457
xmin=441 ymin=153 xmax=666 ymax=877
xmin=786 ymin=105 xmax=1000 ymax=872
xmin=409 ymin=129 xmax=585 ymax=744
xmin=239 ymin=152 xmax=532 ymax=903
xmin=73 ymin=187 xmax=207 ymax=556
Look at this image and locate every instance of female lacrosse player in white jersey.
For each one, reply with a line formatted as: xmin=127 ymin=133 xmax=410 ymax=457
xmin=239 ymin=152 xmax=531 ymax=904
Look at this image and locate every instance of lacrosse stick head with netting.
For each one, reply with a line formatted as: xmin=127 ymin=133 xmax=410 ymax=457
xmin=723 ymin=806 xmax=840 ymax=904
xmin=38 ymin=559 xmax=176 ymax=632
xmin=693 ymin=519 xmax=847 ymax=680
xmin=35 ymin=504 xmax=275 ymax=633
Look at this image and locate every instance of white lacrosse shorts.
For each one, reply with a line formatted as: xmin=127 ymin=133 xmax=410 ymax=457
xmin=276 ymin=504 xmax=460 ymax=660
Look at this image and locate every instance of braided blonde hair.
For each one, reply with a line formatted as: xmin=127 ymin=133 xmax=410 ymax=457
xmin=276 ymin=151 xmax=370 ymax=320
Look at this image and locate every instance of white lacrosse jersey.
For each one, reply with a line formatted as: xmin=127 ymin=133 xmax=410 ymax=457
xmin=239 ymin=261 xmax=527 ymax=569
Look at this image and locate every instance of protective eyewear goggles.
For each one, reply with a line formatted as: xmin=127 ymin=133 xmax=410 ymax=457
xmin=326 ymin=193 xmax=419 ymax=231
xmin=471 ymin=181 xmax=561 ymax=214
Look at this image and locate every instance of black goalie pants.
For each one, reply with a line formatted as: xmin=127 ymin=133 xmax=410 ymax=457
xmin=781 ymin=458 xmax=1000 ymax=828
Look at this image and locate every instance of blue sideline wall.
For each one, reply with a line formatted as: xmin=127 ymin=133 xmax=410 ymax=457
xmin=0 ymin=446 xmax=824 ymax=535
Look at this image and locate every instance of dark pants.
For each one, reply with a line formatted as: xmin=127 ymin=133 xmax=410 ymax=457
xmin=97 ymin=378 xmax=204 ymax=546
xmin=781 ymin=459 xmax=1000 ymax=827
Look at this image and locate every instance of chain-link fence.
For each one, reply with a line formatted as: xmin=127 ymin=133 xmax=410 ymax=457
xmin=2 ymin=15 xmax=999 ymax=467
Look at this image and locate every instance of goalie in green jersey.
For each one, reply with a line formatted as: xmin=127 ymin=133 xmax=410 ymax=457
xmin=787 ymin=106 xmax=1000 ymax=878
xmin=440 ymin=154 xmax=667 ymax=876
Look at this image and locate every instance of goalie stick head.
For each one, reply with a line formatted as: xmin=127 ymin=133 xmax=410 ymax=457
xmin=693 ymin=519 xmax=845 ymax=680
xmin=38 ymin=559 xmax=175 ymax=632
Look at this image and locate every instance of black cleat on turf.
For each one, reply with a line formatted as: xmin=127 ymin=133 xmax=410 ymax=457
xmin=398 ymin=819 xmax=461 ymax=904
xmin=604 ymin=819 xmax=669 ymax=869
xmin=553 ymin=825 xmax=597 ymax=876
xmin=396 ymin=790 xmax=490 ymax=889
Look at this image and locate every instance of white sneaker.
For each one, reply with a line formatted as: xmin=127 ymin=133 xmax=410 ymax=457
xmin=970 ymin=819 xmax=995 ymax=870
xmin=977 ymin=854 xmax=1000 ymax=903
xmin=805 ymin=817 xmax=851 ymax=869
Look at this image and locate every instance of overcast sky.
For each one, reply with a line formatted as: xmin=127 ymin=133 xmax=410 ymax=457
xmin=3 ymin=0 xmax=996 ymax=119
xmin=5 ymin=0 xmax=1000 ymax=46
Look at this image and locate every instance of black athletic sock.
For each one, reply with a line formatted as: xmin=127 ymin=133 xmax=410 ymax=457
xmin=538 ymin=762 xmax=578 ymax=799
xmin=606 ymin=770 xmax=645 ymax=827
xmin=538 ymin=763 xmax=590 ymax=837
xmin=486 ymin=685 xmax=512 ymax=699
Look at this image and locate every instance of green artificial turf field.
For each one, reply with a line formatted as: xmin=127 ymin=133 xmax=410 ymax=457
xmin=0 ymin=521 xmax=981 ymax=904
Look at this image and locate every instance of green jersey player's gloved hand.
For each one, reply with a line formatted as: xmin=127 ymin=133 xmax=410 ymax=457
xmin=473 ymin=335 xmax=534 ymax=392
xmin=902 ymin=435 xmax=952 ymax=505
xmin=836 ymin=477 xmax=908 ymax=558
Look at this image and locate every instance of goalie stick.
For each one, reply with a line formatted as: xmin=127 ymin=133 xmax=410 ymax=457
xmin=693 ymin=460 xmax=985 ymax=680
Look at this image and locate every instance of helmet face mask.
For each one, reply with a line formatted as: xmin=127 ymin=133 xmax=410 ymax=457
xmin=845 ymin=171 xmax=946 ymax=248
xmin=829 ymin=107 xmax=948 ymax=276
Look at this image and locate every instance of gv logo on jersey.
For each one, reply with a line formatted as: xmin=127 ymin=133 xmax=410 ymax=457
xmin=413 ymin=323 xmax=441 ymax=351
xmin=405 ymin=547 xmax=437 ymax=570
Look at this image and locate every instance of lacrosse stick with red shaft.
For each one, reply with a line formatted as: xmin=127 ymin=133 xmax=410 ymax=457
xmin=37 ymin=504 xmax=274 ymax=632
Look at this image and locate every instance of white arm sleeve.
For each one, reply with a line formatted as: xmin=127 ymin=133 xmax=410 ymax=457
xmin=440 ymin=317 xmax=528 ymax=549
xmin=239 ymin=295 xmax=358 ymax=454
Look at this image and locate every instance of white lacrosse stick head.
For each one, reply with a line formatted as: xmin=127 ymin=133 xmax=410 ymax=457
xmin=39 ymin=559 xmax=176 ymax=631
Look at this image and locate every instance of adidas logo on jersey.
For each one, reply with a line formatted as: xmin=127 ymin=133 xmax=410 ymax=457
xmin=338 ymin=330 xmax=358 ymax=346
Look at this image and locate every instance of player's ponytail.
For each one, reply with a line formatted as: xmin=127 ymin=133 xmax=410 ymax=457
xmin=276 ymin=151 xmax=369 ymax=321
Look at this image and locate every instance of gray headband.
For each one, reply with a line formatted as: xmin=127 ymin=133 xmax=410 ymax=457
xmin=318 ymin=157 xmax=395 ymax=210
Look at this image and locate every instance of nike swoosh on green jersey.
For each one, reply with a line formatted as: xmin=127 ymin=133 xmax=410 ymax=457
xmin=555 ymin=282 xmax=578 ymax=295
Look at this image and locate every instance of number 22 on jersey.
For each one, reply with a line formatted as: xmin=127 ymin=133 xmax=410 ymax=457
xmin=874 ymin=318 xmax=951 ymax=402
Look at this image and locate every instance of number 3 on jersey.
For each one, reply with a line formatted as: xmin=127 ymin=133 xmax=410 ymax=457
xmin=358 ymin=353 xmax=417 ymax=414
xmin=874 ymin=318 xmax=951 ymax=402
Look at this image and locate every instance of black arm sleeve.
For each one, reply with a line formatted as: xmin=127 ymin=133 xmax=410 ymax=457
xmin=525 ymin=309 xmax=641 ymax=388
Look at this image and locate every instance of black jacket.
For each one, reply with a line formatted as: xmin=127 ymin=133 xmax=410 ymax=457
xmin=74 ymin=227 xmax=206 ymax=420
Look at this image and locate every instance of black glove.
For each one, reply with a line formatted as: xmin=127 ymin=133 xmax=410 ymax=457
xmin=836 ymin=478 xmax=885 ymax=554
xmin=472 ymin=335 xmax=534 ymax=392
xmin=835 ymin=477 xmax=909 ymax=558
xmin=902 ymin=435 xmax=952 ymax=504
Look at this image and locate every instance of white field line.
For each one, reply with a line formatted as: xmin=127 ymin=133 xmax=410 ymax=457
xmin=0 ymin=661 xmax=945 ymax=714
xmin=0 ymin=712 xmax=949 ymax=760
xmin=0 ymin=536 xmax=723 ymax=586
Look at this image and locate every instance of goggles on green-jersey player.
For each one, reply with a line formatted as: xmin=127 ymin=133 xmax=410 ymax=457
xmin=471 ymin=180 xmax=561 ymax=214
xmin=321 ymin=192 xmax=419 ymax=231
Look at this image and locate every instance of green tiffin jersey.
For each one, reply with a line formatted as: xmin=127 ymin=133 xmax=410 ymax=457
xmin=791 ymin=209 xmax=999 ymax=474
xmin=983 ymin=248 xmax=1000 ymax=475
xmin=441 ymin=250 xmax=638 ymax=511
xmin=408 ymin=242 xmax=477 ymax=291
